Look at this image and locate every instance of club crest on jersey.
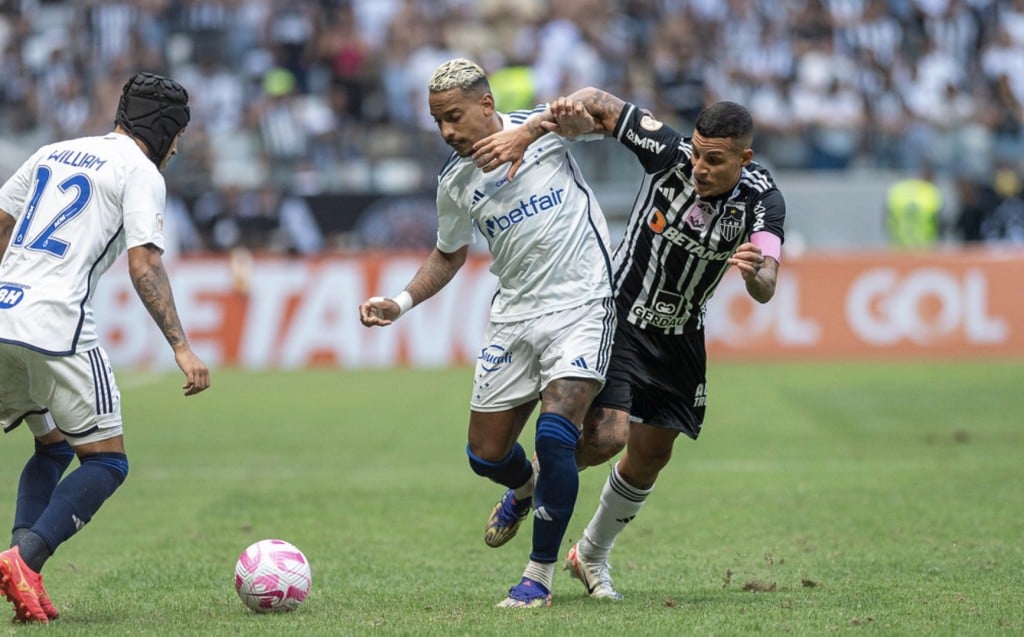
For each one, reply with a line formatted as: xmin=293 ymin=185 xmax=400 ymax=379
xmin=648 ymin=209 xmax=667 ymax=233
xmin=478 ymin=344 xmax=512 ymax=372
xmin=640 ymin=114 xmax=663 ymax=131
xmin=683 ymin=202 xmax=714 ymax=232
xmin=0 ymin=284 xmax=26 ymax=308
xmin=718 ymin=204 xmax=744 ymax=242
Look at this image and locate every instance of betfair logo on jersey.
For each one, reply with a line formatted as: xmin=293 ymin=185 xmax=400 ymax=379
xmin=478 ymin=344 xmax=512 ymax=372
xmin=624 ymin=128 xmax=666 ymax=154
xmin=0 ymin=284 xmax=25 ymax=308
xmin=483 ymin=187 xmax=565 ymax=237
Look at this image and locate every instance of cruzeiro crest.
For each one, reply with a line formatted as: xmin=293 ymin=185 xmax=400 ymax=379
xmin=718 ymin=202 xmax=745 ymax=242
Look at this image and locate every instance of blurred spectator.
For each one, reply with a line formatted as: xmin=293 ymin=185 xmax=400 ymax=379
xmin=885 ymin=169 xmax=944 ymax=248
xmin=0 ymin=0 xmax=1021 ymax=251
xmin=954 ymin=173 xmax=1002 ymax=243
xmin=980 ymin=167 xmax=1024 ymax=245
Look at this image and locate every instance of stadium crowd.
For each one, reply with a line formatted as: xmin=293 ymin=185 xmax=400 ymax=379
xmin=1 ymin=0 xmax=1022 ymax=251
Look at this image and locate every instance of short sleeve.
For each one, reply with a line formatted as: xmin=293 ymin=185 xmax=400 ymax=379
xmin=121 ymin=164 xmax=167 ymax=252
xmin=435 ymin=184 xmax=474 ymax=253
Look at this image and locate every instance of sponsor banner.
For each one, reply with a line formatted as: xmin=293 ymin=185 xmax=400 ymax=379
xmin=94 ymin=249 xmax=1024 ymax=369
xmin=705 ymin=249 xmax=1024 ymax=359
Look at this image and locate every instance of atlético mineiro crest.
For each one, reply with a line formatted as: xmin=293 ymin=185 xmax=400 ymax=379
xmin=719 ymin=204 xmax=745 ymax=242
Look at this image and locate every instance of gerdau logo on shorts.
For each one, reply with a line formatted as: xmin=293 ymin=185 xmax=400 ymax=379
xmin=0 ymin=284 xmax=26 ymax=308
xmin=484 ymin=187 xmax=565 ymax=238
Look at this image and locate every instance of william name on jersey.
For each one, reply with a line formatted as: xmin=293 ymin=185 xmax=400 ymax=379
xmin=47 ymin=149 xmax=109 ymax=171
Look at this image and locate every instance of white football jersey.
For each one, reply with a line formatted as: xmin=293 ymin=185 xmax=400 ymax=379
xmin=436 ymin=111 xmax=613 ymax=322
xmin=0 ymin=132 xmax=166 ymax=355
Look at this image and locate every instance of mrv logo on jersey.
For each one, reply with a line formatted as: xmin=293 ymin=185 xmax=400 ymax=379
xmin=0 ymin=284 xmax=26 ymax=308
xmin=484 ymin=187 xmax=565 ymax=237
xmin=624 ymin=128 xmax=666 ymax=154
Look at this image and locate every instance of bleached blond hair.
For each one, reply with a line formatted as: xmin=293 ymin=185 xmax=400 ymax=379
xmin=428 ymin=58 xmax=489 ymax=94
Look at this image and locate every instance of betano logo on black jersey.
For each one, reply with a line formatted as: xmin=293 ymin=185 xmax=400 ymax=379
xmin=647 ymin=206 xmax=734 ymax=261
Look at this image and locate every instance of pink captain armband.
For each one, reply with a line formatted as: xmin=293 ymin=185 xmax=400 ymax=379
xmin=751 ymin=231 xmax=781 ymax=262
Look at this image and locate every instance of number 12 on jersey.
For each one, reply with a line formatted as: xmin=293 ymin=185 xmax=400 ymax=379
xmin=13 ymin=166 xmax=93 ymax=258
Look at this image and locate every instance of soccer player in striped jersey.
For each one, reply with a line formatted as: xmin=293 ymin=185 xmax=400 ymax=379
xmin=0 ymin=73 xmax=210 ymax=623
xmin=359 ymin=59 xmax=615 ymax=608
xmin=473 ymin=89 xmax=786 ymax=600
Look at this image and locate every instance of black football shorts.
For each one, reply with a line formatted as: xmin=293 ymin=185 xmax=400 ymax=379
xmin=593 ymin=319 xmax=707 ymax=440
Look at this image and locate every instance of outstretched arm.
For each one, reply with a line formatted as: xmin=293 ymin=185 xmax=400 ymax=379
xmin=128 ymin=243 xmax=210 ymax=395
xmin=473 ymin=87 xmax=629 ymax=180
xmin=359 ymin=245 xmax=468 ymax=327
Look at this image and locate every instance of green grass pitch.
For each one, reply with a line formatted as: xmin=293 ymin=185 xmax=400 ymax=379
xmin=0 ymin=361 xmax=1021 ymax=636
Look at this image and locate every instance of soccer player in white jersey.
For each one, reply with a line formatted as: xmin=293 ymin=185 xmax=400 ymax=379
xmin=474 ymin=89 xmax=786 ymax=601
xmin=0 ymin=72 xmax=210 ymax=623
xmin=359 ymin=59 xmax=615 ymax=608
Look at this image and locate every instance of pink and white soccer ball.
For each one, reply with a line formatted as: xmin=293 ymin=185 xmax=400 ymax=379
xmin=234 ymin=538 xmax=312 ymax=613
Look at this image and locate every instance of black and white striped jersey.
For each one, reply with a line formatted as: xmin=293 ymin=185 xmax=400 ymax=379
xmin=610 ymin=102 xmax=786 ymax=335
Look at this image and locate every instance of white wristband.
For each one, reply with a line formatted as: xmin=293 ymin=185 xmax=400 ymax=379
xmin=394 ymin=290 xmax=413 ymax=318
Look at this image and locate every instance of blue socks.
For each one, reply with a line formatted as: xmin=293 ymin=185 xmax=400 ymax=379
xmin=467 ymin=442 xmax=533 ymax=490
xmin=530 ymin=413 xmax=580 ymax=564
xmin=21 ymin=452 xmax=128 ymax=572
xmin=12 ymin=440 xmax=75 ymax=538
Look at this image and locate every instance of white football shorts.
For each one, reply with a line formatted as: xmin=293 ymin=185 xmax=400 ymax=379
xmin=470 ymin=296 xmax=615 ymax=412
xmin=0 ymin=343 xmax=123 ymax=445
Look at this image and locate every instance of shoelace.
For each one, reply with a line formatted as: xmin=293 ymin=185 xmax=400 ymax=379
xmin=584 ymin=558 xmax=615 ymax=590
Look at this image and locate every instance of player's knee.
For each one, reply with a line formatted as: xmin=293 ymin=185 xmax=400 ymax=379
xmin=575 ymin=432 xmax=625 ymax=468
xmin=81 ymin=452 xmax=130 ymax=487
xmin=620 ymin=447 xmax=671 ymax=486
xmin=535 ymin=413 xmax=579 ymax=453
xmin=467 ymin=443 xmax=533 ymax=488
xmin=576 ymin=408 xmax=628 ymax=468
xmin=35 ymin=439 xmax=75 ymax=464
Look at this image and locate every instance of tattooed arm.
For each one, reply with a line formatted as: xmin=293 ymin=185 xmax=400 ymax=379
xmin=0 ymin=210 xmax=14 ymax=263
xmin=127 ymin=243 xmax=210 ymax=395
xmin=550 ymin=87 xmax=628 ymax=137
xmin=473 ymin=86 xmax=629 ymax=180
xmin=359 ymin=246 xmax=467 ymax=326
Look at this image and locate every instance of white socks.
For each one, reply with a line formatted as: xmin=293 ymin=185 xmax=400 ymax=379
xmin=513 ymin=454 xmax=540 ymax=500
xmin=579 ymin=463 xmax=653 ymax=562
xmin=522 ymin=559 xmax=555 ymax=591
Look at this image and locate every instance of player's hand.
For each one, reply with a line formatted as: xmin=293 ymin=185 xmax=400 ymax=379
xmin=544 ymin=97 xmax=597 ymax=137
xmin=727 ymin=242 xmax=766 ymax=282
xmin=472 ymin=127 xmax=531 ymax=181
xmin=174 ymin=348 xmax=210 ymax=396
xmin=359 ymin=296 xmax=400 ymax=327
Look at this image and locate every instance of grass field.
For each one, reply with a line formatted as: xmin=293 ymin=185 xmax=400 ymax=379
xmin=0 ymin=361 xmax=1021 ymax=636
